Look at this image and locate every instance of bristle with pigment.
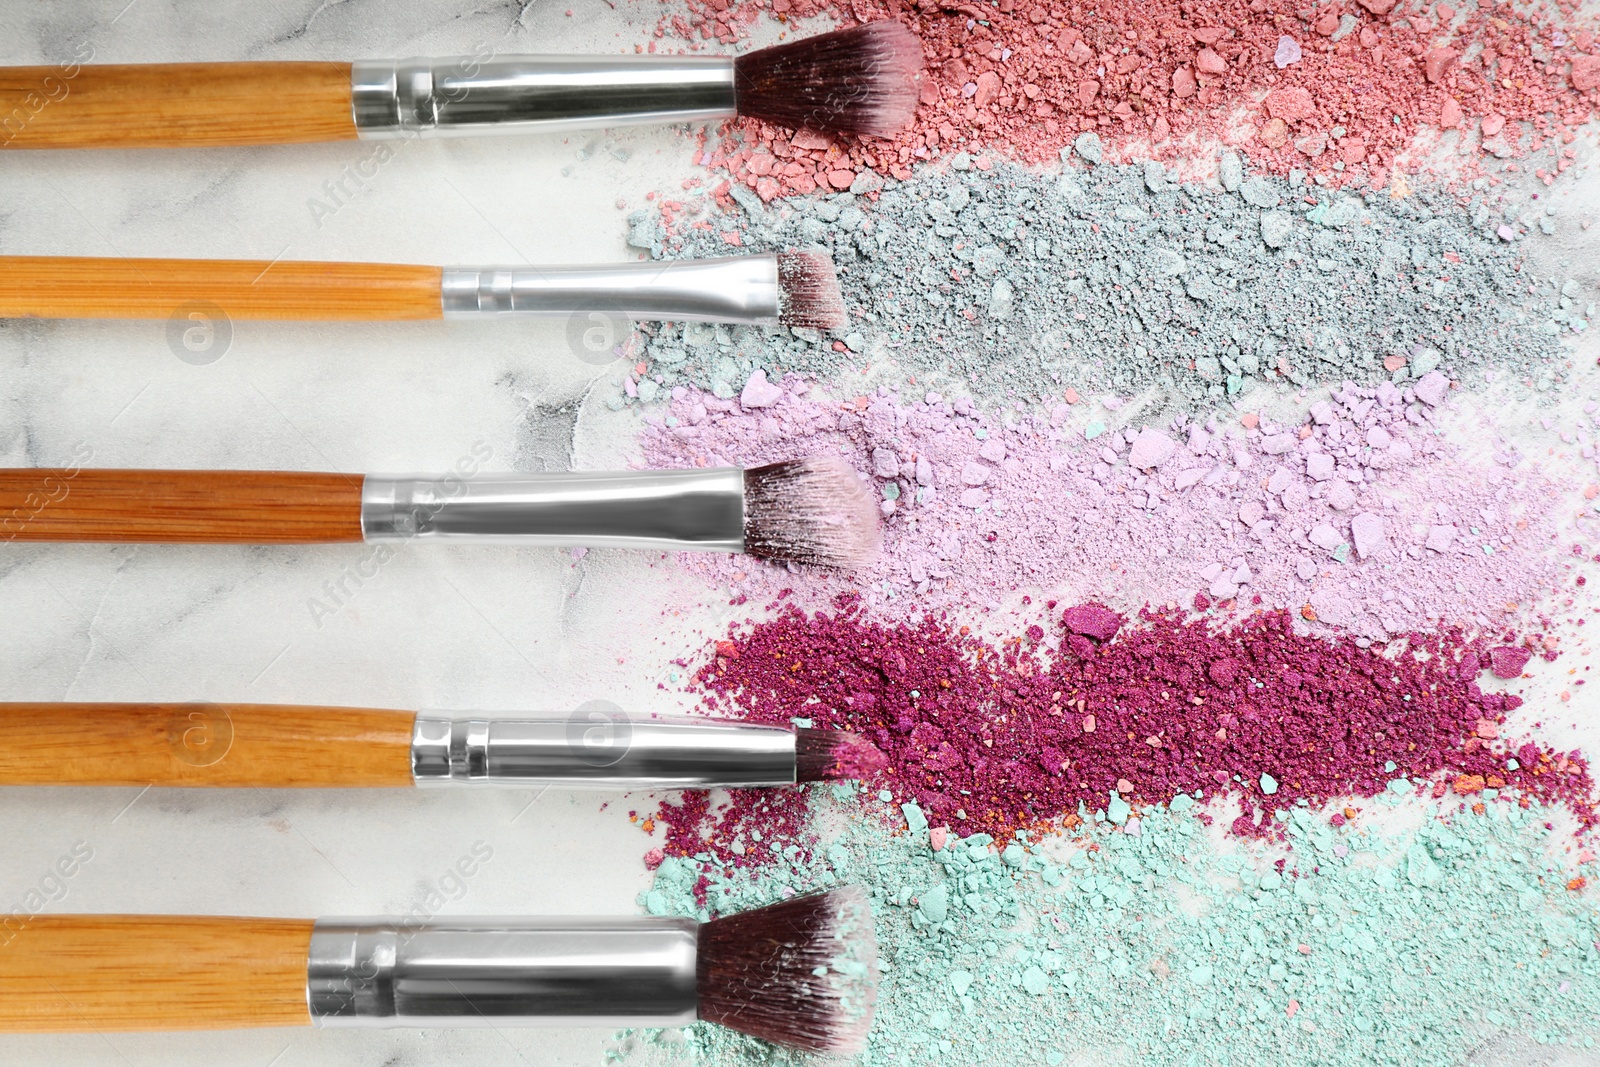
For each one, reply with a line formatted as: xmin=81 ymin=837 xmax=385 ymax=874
xmin=742 ymin=456 xmax=881 ymax=569
xmin=795 ymin=728 xmax=887 ymax=783
xmin=697 ymin=886 xmax=879 ymax=1054
xmin=776 ymin=251 xmax=847 ymax=331
xmin=733 ymin=22 xmax=923 ymax=139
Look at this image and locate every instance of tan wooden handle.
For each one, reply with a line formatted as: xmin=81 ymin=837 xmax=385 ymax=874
xmin=0 ymin=469 xmax=365 ymax=543
xmin=0 ymin=916 xmax=314 ymax=1031
xmin=0 ymin=62 xmax=356 ymax=149
xmin=0 ymin=257 xmax=445 ymax=321
xmin=0 ymin=703 xmax=416 ymax=787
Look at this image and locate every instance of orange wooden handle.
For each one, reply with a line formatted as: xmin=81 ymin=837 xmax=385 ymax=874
xmin=0 ymin=916 xmax=314 ymax=1031
xmin=0 ymin=703 xmax=416 ymax=787
xmin=0 ymin=469 xmax=364 ymax=543
xmin=0 ymin=62 xmax=356 ymax=149
xmin=0 ymin=257 xmax=445 ymax=321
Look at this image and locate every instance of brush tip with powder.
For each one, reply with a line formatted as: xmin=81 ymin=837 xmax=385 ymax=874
xmin=795 ymin=728 xmax=888 ymax=783
xmin=734 ymin=22 xmax=923 ymax=139
xmin=697 ymin=886 xmax=879 ymax=1053
xmin=743 ymin=455 xmax=881 ymax=570
xmin=776 ymin=250 xmax=847 ymax=331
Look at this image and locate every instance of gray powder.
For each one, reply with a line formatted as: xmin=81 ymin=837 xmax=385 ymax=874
xmin=622 ymin=157 xmax=1581 ymax=411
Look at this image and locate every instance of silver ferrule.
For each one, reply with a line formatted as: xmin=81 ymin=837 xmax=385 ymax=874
xmin=351 ymin=54 xmax=737 ymax=138
xmin=410 ymin=715 xmax=797 ymax=788
xmin=360 ymin=469 xmax=744 ymax=550
xmin=308 ymin=917 xmax=698 ymax=1028
xmin=440 ymin=255 xmax=781 ymax=325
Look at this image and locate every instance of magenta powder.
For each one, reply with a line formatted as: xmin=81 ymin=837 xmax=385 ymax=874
xmin=694 ymin=600 xmax=1594 ymax=839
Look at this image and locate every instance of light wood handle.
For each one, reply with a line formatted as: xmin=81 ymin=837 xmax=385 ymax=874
xmin=0 ymin=703 xmax=416 ymax=787
xmin=0 ymin=62 xmax=356 ymax=149
xmin=0 ymin=916 xmax=314 ymax=1031
xmin=0 ymin=257 xmax=445 ymax=321
xmin=0 ymin=469 xmax=364 ymax=543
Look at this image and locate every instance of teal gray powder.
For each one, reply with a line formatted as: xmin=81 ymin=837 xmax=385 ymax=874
xmin=620 ymin=787 xmax=1600 ymax=1066
xmin=623 ymin=156 xmax=1585 ymax=410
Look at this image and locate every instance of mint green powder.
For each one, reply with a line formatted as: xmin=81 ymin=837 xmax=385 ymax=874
xmin=622 ymin=788 xmax=1600 ymax=1066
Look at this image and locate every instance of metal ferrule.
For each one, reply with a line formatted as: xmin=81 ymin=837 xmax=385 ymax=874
xmin=410 ymin=715 xmax=797 ymax=788
xmin=308 ymin=917 xmax=698 ymax=1028
xmin=351 ymin=54 xmax=737 ymax=138
xmin=440 ymin=255 xmax=781 ymax=325
xmin=360 ymin=469 xmax=744 ymax=550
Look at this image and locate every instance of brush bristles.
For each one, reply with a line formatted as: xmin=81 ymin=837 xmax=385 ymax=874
xmin=743 ymin=456 xmax=881 ymax=569
xmin=734 ymin=23 xmax=923 ymax=139
xmin=697 ymin=886 xmax=879 ymax=1054
xmin=796 ymin=728 xmax=887 ymax=783
xmin=777 ymin=251 xmax=847 ymax=331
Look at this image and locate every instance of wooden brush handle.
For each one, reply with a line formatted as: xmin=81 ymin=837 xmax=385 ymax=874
xmin=0 ymin=916 xmax=313 ymax=1031
xmin=0 ymin=703 xmax=416 ymax=787
xmin=0 ymin=469 xmax=364 ymax=543
xmin=0 ymin=62 xmax=355 ymax=149
xmin=0 ymin=257 xmax=444 ymax=321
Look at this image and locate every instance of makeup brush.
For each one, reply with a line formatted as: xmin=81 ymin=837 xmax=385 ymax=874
xmin=0 ymin=22 xmax=921 ymax=150
xmin=0 ymin=702 xmax=886 ymax=788
xmin=0 ymin=456 xmax=881 ymax=568
xmin=0 ymin=888 xmax=879 ymax=1052
xmin=0 ymin=251 xmax=847 ymax=330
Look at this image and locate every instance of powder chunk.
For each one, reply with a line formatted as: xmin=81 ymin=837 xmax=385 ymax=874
xmin=1305 ymin=453 xmax=1335 ymax=480
xmin=1264 ymin=87 xmax=1316 ymax=121
xmin=1219 ymin=150 xmax=1243 ymax=191
xmin=739 ymin=369 xmax=784 ymax=409
xmin=872 ymin=447 xmax=901 ymax=479
xmin=961 ymin=462 xmax=990 ymax=486
xmin=1128 ymin=429 xmax=1177 ymax=470
xmin=1489 ymin=645 xmax=1532 ymax=679
xmin=1414 ymin=371 xmax=1450 ymax=406
xmin=1350 ymin=512 xmax=1385 ymax=559
xmin=1260 ymin=211 xmax=1293 ymax=248
xmin=1073 ymin=132 xmax=1103 ymax=164
xmin=1261 ymin=433 xmax=1296 ymax=455
xmin=1574 ymin=54 xmax=1600 ymax=92
xmin=1422 ymin=47 xmax=1459 ymax=84
xmin=918 ymin=884 xmax=949 ymax=923
xmin=1062 ymin=603 xmax=1123 ymax=641
xmin=1260 ymin=773 xmax=1279 ymax=795
xmin=1308 ymin=523 xmax=1344 ymax=550
xmin=1274 ymin=36 xmax=1303 ymax=68
xmin=1425 ymin=525 xmax=1457 ymax=552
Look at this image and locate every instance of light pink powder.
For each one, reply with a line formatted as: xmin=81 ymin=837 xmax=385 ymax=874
xmin=639 ymin=375 xmax=1571 ymax=638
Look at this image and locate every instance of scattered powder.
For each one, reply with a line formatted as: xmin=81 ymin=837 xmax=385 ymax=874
xmin=624 ymin=160 xmax=1578 ymax=408
xmin=691 ymin=603 xmax=1593 ymax=843
xmin=641 ymin=376 xmax=1571 ymax=638
xmin=662 ymin=2 xmax=1600 ymax=196
xmin=624 ymin=791 xmax=1600 ymax=1067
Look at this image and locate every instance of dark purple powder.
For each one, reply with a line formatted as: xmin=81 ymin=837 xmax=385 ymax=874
xmin=694 ymin=599 xmax=1594 ymax=839
xmin=1490 ymin=645 xmax=1535 ymax=679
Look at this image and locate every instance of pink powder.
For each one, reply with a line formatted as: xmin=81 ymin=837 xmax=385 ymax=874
xmin=694 ymin=600 xmax=1595 ymax=839
xmin=640 ymin=378 xmax=1567 ymax=639
xmin=664 ymin=1 xmax=1600 ymax=195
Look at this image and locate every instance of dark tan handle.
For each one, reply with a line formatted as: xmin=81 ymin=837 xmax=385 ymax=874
xmin=0 ymin=257 xmax=445 ymax=321
xmin=0 ymin=469 xmax=364 ymax=543
xmin=0 ymin=916 xmax=314 ymax=1031
xmin=0 ymin=62 xmax=356 ymax=149
xmin=0 ymin=703 xmax=416 ymax=787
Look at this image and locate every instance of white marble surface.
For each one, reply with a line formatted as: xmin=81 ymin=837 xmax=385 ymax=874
xmin=3 ymin=4 xmax=1600 ymax=1066
xmin=0 ymin=2 xmax=759 ymax=1064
